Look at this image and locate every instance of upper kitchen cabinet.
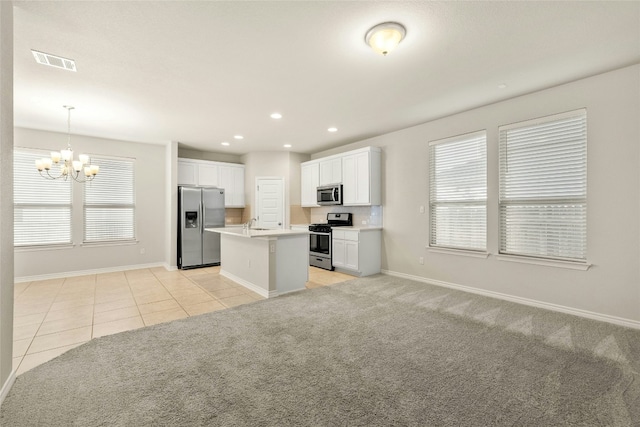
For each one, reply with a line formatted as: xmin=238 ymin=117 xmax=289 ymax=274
xmin=319 ymin=157 xmax=342 ymax=186
xmin=198 ymin=163 xmax=219 ymax=187
xmin=301 ymin=160 xmax=320 ymax=207
xmin=342 ymin=147 xmax=381 ymax=206
xmin=177 ymin=160 xmax=198 ymax=186
xmin=218 ymin=164 xmax=245 ymax=207
xmin=178 ymin=158 xmax=245 ymax=208
xmin=300 ymin=146 xmax=382 ymax=207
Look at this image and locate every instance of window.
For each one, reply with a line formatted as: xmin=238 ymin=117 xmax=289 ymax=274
xmin=499 ymin=109 xmax=587 ymax=261
xmin=84 ymin=156 xmax=135 ymax=243
xmin=14 ymin=149 xmax=72 ymax=247
xmin=429 ymin=131 xmax=487 ymax=251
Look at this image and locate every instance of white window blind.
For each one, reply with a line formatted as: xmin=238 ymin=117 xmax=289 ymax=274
xmin=14 ymin=149 xmax=72 ymax=247
xmin=499 ymin=109 xmax=587 ymax=261
xmin=429 ymin=131 xmax=487 ymax=251
xmin=84 ymin=157 xmax=135 ymax=243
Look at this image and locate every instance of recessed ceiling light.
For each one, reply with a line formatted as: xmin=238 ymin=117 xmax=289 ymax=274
xmin=283 ymin=144 xmax=292 ymax=148
xmin=233 ymin=135 xmax=244 ymax=140
xmin=31 ymin=49 xmax=77 ymax=72
xmin=221 ymin=142 xmax=230 ymax=146
xmin=270 ymin=113 xmax=282 ymax=119
xmin=328 ymin=127 xmax=338 ymax=132
xmin=497 ymin=83 xmax=508 ymax=89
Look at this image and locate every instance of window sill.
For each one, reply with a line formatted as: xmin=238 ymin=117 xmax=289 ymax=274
xmin=496 ymin=254 xmax=591 ymax=271
xmin=81 ymin=240 xmax=138 ymax=248
xmin=15 ymin=244 xmax=75 ymax=252
xmin=427 ymin=247 xmax=489 ymax=259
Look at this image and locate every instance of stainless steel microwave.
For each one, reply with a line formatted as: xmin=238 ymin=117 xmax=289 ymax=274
xmin=317 ymin=184 xmax=343 ymax=205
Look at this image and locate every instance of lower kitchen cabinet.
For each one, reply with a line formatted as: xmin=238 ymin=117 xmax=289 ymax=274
xmin=332 ymin=228 xmax=381 ymax=276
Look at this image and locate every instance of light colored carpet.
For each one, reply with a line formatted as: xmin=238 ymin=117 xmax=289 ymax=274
xmin=1 ymin=274 xmax=639 ymax=426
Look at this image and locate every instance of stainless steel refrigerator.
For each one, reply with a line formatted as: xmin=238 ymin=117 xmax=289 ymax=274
xmin=178 ymin=186 xmax=225 ymax=269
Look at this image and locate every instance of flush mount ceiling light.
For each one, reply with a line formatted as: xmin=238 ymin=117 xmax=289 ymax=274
xmin=283 ymin=144 xmax=292 ymax=148
xmin=365 ymin=22 xmax=406 ymax=56
xmin=35 ymin=106 xmax=99 ymax=182
xmin=233 ymin=135 xmax=244 ymax=140
xmin=328 ymin=127 xmax=338 ymax=133
xmin=221 ymin=142 xmax=230 ymax=146
xmin=31 ymin=50 xmax=77 ymax=72
xmin=270 ymin=113 xmax=282 ymax=119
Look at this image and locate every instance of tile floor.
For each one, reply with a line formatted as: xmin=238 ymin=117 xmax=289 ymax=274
xmin=13 ymin=266 xmax=353 ymax=375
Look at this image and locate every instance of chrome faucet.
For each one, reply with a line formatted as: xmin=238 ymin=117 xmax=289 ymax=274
xmin=244 ymin=218 xmax=257 ymax=229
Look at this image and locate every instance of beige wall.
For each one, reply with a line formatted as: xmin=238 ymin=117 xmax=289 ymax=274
xmin=315 ymin=65 xmax=640 ymax=324
xmin=241 ymin=151 xmax=303 ymax=227
xmin=0 ymin=0 xmax=13 ymax=399
xmin=178 ymin=147 xmax=242 ymax=164
xmin=166 ymin=141 xmax=179 ymax=269
xmin=14 ymin=128 xmax=168 ymax=279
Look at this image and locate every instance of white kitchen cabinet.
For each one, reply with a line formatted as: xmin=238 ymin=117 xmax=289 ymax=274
xmin=319 ymin=157 xmax=342 ymax=186
xmin=301 ymin=160 xmax=320 ymax=207
xmin=178 ymin=158 xmax=245 ymax=207
xmin=342 ymin=147 xmax=381 ymax=206
xmin=198 ymin=163 xmax=219 ymax=187
xmin=332 ymin=238 xmax=346 ymax=268
xmin=300 ymin=146 xmax=381 ymax=207
xmin=218 ymin=164 xmax=245 ymax=207
xmin=332 ymin=228 xmax=381 ymax=276
xmin=177 ymin=160 xmax=198 ymax=186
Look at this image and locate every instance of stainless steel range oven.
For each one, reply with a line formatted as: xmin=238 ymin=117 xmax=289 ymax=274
xmin=309 ymin=213 xmax=352 ymax=270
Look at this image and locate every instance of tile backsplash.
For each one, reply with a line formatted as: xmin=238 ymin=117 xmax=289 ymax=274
xmin=310 ymin=205 xmax=382 ymax=227
xmin=225 ymin=208 xmax=244 ymax=225
xmin=290 ymin=205 xmax=311 ymax=225
xmin=225 ymin=205 xmax=382 ymax=227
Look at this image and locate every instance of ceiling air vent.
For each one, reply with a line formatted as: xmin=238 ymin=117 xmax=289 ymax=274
xmin=31 ymin=50 xmax=77 ymax=72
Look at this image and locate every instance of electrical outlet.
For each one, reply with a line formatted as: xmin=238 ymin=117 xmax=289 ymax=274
xmin=270 ymin=244 xmax=275 ymax=253
xmin=247 ymin=259 xmax=251 ymax=268
xmin=419 ymin=206 xmax=425 ymax=214
xmin=361 ymin=220 xmax=367 ymax=225
xmin=419 ymin=256 xmax=424 ymax=265
xmin=140 ymin=248 xmax=145 ymax=254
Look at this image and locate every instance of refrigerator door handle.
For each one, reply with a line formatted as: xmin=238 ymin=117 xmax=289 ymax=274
xmin=199 ymin=202 xmax=204 ymax=233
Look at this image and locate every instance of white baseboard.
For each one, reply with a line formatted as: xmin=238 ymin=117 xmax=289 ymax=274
xmin=381 ymin=269 xmax=640 ymax=330
xmin=219 ymin=270 xmax=275 ymax=299
xmin=0 ymin=369 xmax=16 ymax=408
xmin=164 ymin=263 xmax=178 ymax=272
xmin=15 ymin=262 xmax=168 ymax=283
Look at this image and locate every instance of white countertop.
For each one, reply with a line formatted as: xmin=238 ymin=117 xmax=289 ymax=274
xmin=309 ymin=225 xmax=382 ymax=231
xmin=341 ymin=226 xmax=382 ymax=231
xmin=206 ymin=227 xmax=310 ymax=238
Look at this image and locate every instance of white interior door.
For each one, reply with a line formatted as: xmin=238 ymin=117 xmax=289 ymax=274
xmin=256 ymin=177 xmax=284 ymax=229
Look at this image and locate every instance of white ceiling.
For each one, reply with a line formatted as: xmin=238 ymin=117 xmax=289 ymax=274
xmin=12 ymin=1 xmax=640 ymax=155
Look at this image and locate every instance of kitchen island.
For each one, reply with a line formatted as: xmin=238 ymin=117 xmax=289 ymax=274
xmin=205 ymin=227 xmax=310 ymax=298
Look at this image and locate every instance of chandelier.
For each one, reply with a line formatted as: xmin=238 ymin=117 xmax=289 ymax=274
xmin=35 ymin=106 xmax=99 ymax=182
